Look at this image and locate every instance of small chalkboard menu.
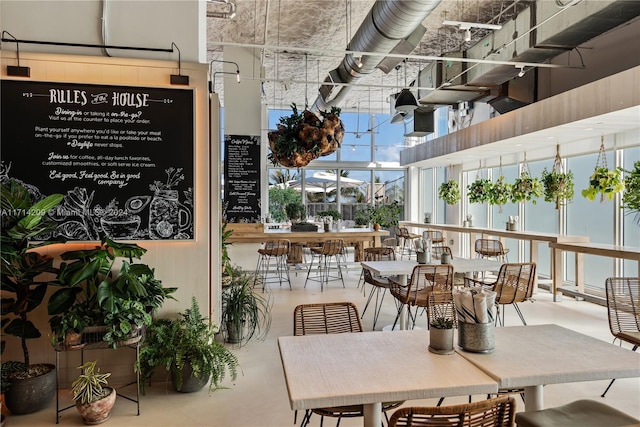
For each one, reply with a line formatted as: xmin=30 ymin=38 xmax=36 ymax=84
xmin=224 ymin=135 xmax=261 ymax=223
xmin=1 ymin=80 xmax=194 ymax=241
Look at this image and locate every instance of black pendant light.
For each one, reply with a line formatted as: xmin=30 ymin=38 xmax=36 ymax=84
xmin=395 ymin=60 xmax=417 ymax=112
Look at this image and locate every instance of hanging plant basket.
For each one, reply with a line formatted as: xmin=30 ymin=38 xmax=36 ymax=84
xmin=488 ymin=176 xmax=512 ymax=212
xmin=267 ymin=104 xmax=344 ymax=168
xmin=511 ymin=157 xmax=543 ymax=204
xmin=621 ymin=160 xmax=640 ymax=224
xmin=581 ymin=138 xmax=624 ymax=203
xmin=468 ymin=178 xmax=493 ymax=204
xmin=438 ymin=179 xmax=461 ymax=205
xmin=542 ymin=145 xmax=574 ymax=209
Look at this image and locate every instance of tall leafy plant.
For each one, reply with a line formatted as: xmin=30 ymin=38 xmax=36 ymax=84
xmin=622 ymin=160 xmax=640 ymax=225
xmin=0 ymin=179 xmax=63 ymax=372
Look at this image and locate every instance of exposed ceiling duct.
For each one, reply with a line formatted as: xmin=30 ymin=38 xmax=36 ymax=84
xmin=311 ymin=0 xmax=442 ymax=112
xmin=206 ymin=0 xmax=236 ymax=19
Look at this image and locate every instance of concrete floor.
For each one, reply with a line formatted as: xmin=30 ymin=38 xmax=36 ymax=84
xmin=7 ymin=263 xmax=640 ymax=427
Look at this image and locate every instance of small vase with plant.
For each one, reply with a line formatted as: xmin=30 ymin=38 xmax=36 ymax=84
xmin=428 ymin=317 xmax=454 ymax=355
xmin=72 ymin=360 xmax=116 ymax=425
xmin=221 ymin=274 xmax=272 ymax=347
xmin=316 ymin=209 xmax=342 ymax=231
xmin=0 ymin=179 xmax=64 ymax=415
xmin=438 ymin=179 xmax=461 ymax=205
xmin=136 ymin=297 xmax=239 ymax=393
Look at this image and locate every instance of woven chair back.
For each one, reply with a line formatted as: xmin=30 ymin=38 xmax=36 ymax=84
xmin=423 ymin=230 xmax=444 ymax=243
xmin=388 ymin=396 xmax=515 ymax=427
xmin=432 ymin=246 xmax=452 ymax=258
xmin=391 ymin=264 xmax=453 ymax=305
xmin=263 ymin=239 xmax=290 ymax=256
xmin=475 ymin=239 xmax=507 ymax=258
xmin=605 ymin=277 xmax=640 ymax=343
xmin=493 ymin=263 xmax=536 ymax=304
xmin=318 ymin=239 xmax=344 ymax=256
xmin=293 ymin=302 xmax=363 ymax=336
xmin=427 ymin=291 xmax=457 ymax=329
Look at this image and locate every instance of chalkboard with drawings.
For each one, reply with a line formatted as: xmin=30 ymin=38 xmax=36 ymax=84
xmin=0 ymin=79 xmax=195 ymax=241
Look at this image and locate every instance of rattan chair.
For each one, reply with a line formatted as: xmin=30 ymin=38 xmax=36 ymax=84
xmin=292 ymin=302 xmax=403 ymax=426
xmin=253 ymin=239 xmax=291 ymax=291
xmin=305 ymin=239 xmax=345 ymax=291
xmin=396 ymin=226 xmax=421 ymax=260
xmin=474 ymin=239 xmax=509 ymax=262
xmin=360 ymin=246 xmax=397 ymax=330
xmin=464 ymin=262 xmax=536 ymax=326
xmin=423 ymin=230 xmax=445 ymax=246
xmin=389 ymin=264 xmax=454 ymax=330
xmin=601 ymin=277 xmax=640 ymax=397
xmin=388 ymin=396 xmax=515 ymax=427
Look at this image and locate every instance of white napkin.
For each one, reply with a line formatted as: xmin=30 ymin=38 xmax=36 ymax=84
xmin=454 ymin=288 xmax=496 ymax=324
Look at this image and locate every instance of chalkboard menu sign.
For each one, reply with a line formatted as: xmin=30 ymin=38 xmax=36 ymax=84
xmin=224 ymin=135 xmax=261 ymax=223
xmin=1 ymin=80 xmax=194 ymax=241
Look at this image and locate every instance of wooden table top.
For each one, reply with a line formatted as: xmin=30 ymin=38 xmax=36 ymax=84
xmin=278 ymin=330 xmax=498 ymax=411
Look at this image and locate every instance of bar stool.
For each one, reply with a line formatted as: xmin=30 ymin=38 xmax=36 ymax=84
xmin=253 ymin=239 xmax=291 ymax=291
xmin=305 ymin=239 xmax=345 ymax=291
xmin=423 ymin=230 xmax=445 ymax=247
xmin=360 ymin=246 xmax=397 ymax=330
xmin=397 ymin=227 xmax=421 ymax=260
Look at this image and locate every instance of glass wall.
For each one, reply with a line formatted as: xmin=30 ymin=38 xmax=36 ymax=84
xmin=622 ymin=146 xmax=640 ymax=276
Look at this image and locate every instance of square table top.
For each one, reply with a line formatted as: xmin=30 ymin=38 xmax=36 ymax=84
xmin=456 ymin=324 xmax=640 ymax=389
xmin=278 ymin=330 xmax=498 ymax=411
xmin=360 ymin=260 xmax=417 ymax=276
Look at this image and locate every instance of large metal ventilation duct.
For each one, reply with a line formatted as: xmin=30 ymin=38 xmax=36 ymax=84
xmin=311 ymin=0 xmax=442 ymax=112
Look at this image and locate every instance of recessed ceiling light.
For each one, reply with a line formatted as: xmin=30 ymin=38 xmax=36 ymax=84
xmin=584 ymin=127 xmax=593 ymax=131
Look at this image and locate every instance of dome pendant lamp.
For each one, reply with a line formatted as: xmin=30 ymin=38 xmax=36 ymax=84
xmin=395 ymin=60 xmax=417 ymax=113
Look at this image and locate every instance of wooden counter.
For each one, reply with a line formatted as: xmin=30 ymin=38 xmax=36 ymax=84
xmin=400 ymin=221 xmax=589 ymax=300
xmin=225 ymin=223 xmax=389 ymax=262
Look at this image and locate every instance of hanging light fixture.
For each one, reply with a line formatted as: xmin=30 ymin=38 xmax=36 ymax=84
xmin=395 ymin=60 xmax=417 ymax=113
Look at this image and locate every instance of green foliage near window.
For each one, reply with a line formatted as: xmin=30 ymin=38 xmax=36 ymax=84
xmin=316 ymin=210 xmax=342 ymax=223
xmin=488 ymin=176 xmax=512 ymax=211
xmin=467 ymin=178 xmax=493 ymax=204
xmin=368 ymin=202 xmax=402 ymax=229
xmin=354 ymin=208 xmax=370 ymax=226
xmin=136 ymin=297 xmax=239 ymax=394
xmin=438 ymin=180 xmax=461 ymax=205
xmin=268 ymin=187 xmax=301 ymax=222
xmin=284 ymin=201 xmax=306 ymax=223
xmin=511 ymin=172 xmax=543 ymax=204
xmin=581 ymin=166 xmax=624 ymax=203
xmin=622 ymin=160 xmax=640 ymax=223
xmin=541 ymin=168 xmax=575 ymax=209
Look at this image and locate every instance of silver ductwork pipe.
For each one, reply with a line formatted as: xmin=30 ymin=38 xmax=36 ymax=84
xmin=206 ymin=0 xmax=236 ymax=19
xmin=311 ymin=0 xmax=442 ymax=112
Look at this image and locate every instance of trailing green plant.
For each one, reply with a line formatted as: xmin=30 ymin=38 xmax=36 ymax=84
xmin=0 ymin=179 xmax=64 ymax=374
xmin=541 ymin=169 xmax=574 ymax=209
xmin=581 ymin=166 xmax=624 ymax=203
xmin=430 ymin=317 xmax=454 ymax=329
xmin=438 ymin=180 xmax=461 ymax=205
xmin=488 ymin=176 xmax=512 ymax=212
xmin=621 ymin=160 xmax=640 ymax=224
xmin=72 ymin=360 xmax=111 ymax=405
xmin=221 ymin=274 xmax=271 ymax=347
xmin=511 ymin=172 xmax=543 ymax=204
xmin=136 ymin=297 xmax=239 ymax=393
xmin=47 ymin=238 xmax=176 ymax=348
xmin=467 ymin=178 xmax=493 ymax=204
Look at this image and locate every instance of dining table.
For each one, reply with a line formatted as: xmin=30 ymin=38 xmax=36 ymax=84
xmin=455 ymin=324 xmax=640 ymax=412
xmin=278 ymin=330 xmax=499 ymax=427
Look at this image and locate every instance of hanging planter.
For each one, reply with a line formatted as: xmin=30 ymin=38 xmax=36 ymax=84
xmin=488 ymin=175 xmax=512 ymax=212
xmin=621 ymin=160 xmax=640 ymax=224
xmin=511 ymin=156 xmax=543 ymax=204
xmin=542 ymin=145 xmax=575 ymax=209
xmin=438 ymin=179 xmax=461 ymax=205
xmin=267 ymin=104 xmax=344 ymax=168
xmin=581 ymin=137 xmax=624 ymax=203
xmin=468 ymin=178 xmax=493 ymax=204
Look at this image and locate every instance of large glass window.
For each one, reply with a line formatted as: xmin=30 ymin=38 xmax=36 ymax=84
xmin=622 ymin=146 xmax=640 ymax=276
xmin=491 ymin=164 xmax=519 ymax=260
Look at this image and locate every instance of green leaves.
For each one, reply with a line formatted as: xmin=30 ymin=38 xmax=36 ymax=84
xmin=438 ymin=180 xmax=461 ymax=205
xmin=468 ymin=178 xmax=493 ymax=204
xmin=581 ymin=166 xmax=624 ymax=202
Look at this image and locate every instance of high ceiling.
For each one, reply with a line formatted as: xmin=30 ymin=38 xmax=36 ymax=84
xmin=206 ymin=0 xmax=530 ymax=113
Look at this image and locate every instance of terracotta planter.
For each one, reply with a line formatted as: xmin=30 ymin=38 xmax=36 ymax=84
xmin=373 ymin=223 xmax=380 ymax=231
xmin=76 ymin=387 xmax=116 ymax=425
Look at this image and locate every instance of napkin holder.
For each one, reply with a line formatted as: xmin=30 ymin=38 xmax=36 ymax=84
xmin=458 ymin=322 xmax=494 ymax=353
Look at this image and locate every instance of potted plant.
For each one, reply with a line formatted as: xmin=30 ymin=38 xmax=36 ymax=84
xmin=285 ymin=201 xmax=317 ymax=232
xmin=581 ymin=166 xmax=624 ymax=203
xmin=511 ymin=171 xmax=543 ymax=204
xmin=423 ymin=212 xmax=432 ymax=224
xmin=72 ymin=360 xmax=116 ymax=425
xmin=221 ymin=274 xmax=271 ymax=346
xmin=47 ymin=238 xmax=176 ymax=349
xmin=467 ymin=178 xmax=493 ymax=204
xmin=621 ymin=160 xmax=640 ymax=225
xmin=316 ymin=210 xmax=341 ymax=231
xmin=488 ymin=176 xmax=512 ymax=213
xmin=438 ymin=180 xmax=461 ymax=205
xmin=368 ymin=202 xmax=402 ymax=231
xmin=267 ymin=103 xmax=344 ymax=168
xmin=0 ymin=179 xmax=63 ymax=414
xmin=428 ymin=317 xmax=454 ymax=355
xmin=542 ymin=146 xmax=575 ymax=209
xmin=354 ymin=208 xmax=370 ymax=228
xmin=136 ymin=297 xmax=239 ymax=394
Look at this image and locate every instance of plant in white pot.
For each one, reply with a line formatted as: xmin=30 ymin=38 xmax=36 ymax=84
xmin=72 ymin=360 xmax=116 ymax=425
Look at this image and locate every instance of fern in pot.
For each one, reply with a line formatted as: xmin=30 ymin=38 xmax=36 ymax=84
xmin=136 ymin=297 xmax=239 ymax=393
